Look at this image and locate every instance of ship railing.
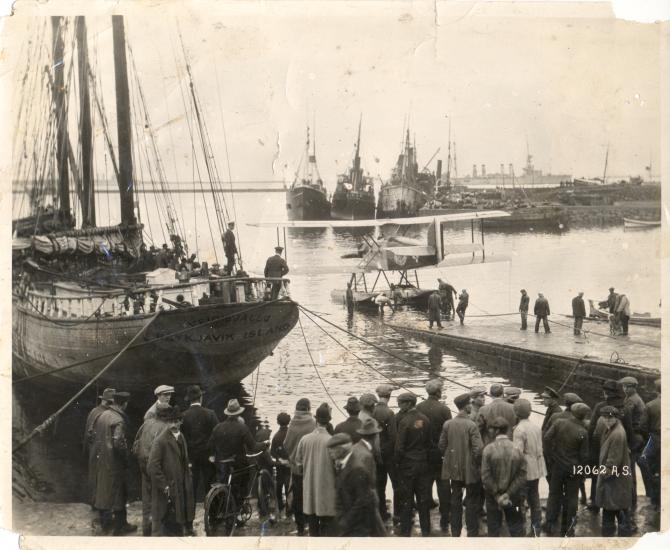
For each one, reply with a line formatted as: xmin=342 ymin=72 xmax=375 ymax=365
xmin=22 ymin=277 xmax=291 ymax=319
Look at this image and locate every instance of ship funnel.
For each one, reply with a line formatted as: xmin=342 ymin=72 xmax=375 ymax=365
xmin=481 ymin=164 xmax=486 ymax=177
xmin=436 ymin=159 xmax=442 ymax=181
xmin=473 ymin=164 xmax=477 ymax=177
xmin=509 ymin=163 xmax=514 ymax=175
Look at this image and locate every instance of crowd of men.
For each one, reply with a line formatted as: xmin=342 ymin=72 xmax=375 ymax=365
xmin=84 ymin=373 xmax=660 ymax=537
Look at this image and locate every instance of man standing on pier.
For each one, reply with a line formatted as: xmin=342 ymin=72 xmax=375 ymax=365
xmin=456 ymin=289 xmax=469 ymax=325
xmin=374 ymin=384 xmax=397 ymax=523
xmin=84 ymin=388 xmax=115 ymax=510
xmin=428 ymin=290 xmax=443 ymax=329
xmin=145 ymin=385 xmax=175 ymax=421
xmin=519 ymin=289 xmax=529 ymax=330
xmin=615 ymin=293 xmax=631 ymax=336
xmin=620 ymin=376 xmax=647 ymax=511
xmin=534 ymin=293 xmax=551 ymax=333
xmin=264 ymin=246 xmax=289 ymax=300
xmin=223 ymin=221 xmax=237 ymax=274
xmin=572 ymin=292 xmax=586 ymax=336
xmin=437 ymin=278 xmax=457 ymax=320
xmin=478 ymin=383 xmax=516 ymax=444
xmin=335 ymin=397 xmax=363 ymax=443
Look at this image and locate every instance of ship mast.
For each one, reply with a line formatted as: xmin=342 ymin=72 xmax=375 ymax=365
xmin=76 ymin=16 xmax=95 ymax=227
xmin=602 ymin=143 xmax=609 ymax=185
xmin=51 ymin=17 xmax=71 ymax=223
xmin=112 ymin=15 xmax=137 ymax=226
xmin=353 ymin=115 xmax=362 ymax=189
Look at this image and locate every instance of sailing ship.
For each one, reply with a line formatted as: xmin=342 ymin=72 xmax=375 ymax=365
xmin=330 ymin=119 xmax=375 ymax=220
xmin=377 ymin=129 xmax=436 ymax=218
xmin=12 ymin=16 xmax=298 ymax=390
xmin=285 ymin=127 xmax=331 ymax=220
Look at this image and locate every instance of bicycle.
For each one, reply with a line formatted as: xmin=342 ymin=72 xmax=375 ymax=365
xmin=204 ymin=450 xmax=278 ymax=536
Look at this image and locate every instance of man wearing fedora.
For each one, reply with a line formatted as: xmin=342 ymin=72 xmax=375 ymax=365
xmin=208 ymin=399 xmax=269 ymax=508
xmin=223 ymin=221 xmax=237 ymax=274
xmin=84 ymin=388 xmax=115 ymax=509
xmin=328 ymin=433 xmax=387 ymax=536
xmin=93 ymin=391 xmax=137 ymax=536
xmin=264 ymin=246 xmax=289 ymax=300
xmin=353 ymin=417 xmax=382 ymax=482
xmin=132 ymin=402 xmax=172 ymax=536
xmin=148 ymin=406 xmax=195 ymax=536
xmin=295 ymin=403 xmax=337 ymax=536
xmin=181 ymin=385 xmax=219 ymax=504
xmin=334 ymin=397 xmax=363 ymax=444
xmin=145 ymin=385 xmax=175 ymax=421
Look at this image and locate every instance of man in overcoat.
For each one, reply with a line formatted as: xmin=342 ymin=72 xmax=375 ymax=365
xmin=427 ymin=290 xmax=443 ymax=329
xmin=478 ymin=383 xmax=516 ymax=444
xmin=328 ymin=433 xmax=386 ymax=537
xmin=264 ymin=246 xmax=289 ymax=299
xmin=373 ymin=384 xmax=397 ymax=522
xmin=438 ymin=393 xmax=483 ymax=537
xmin=533 ymin=292 xmax=551 ymax=333
xmin=84 ymin=388 xmax=115 ymax=508
xmin=223 ymin=221 xmax=237 ymax=274
xmin=93 ymin=391 xmax=136 ymax=536
xmin=519 ymin=289 xmax=529 ymax=330
xmin=572 ymin=292 xmax=586 ymax=336
xmin=334 ymin=397 xmax=363 ymax=443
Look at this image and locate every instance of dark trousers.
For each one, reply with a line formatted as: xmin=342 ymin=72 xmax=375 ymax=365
xmin=449 ymin=479 xmax=481 ymax=537
xmin=307 ymin=515 xmax=334 ymax=536
xmin=620 ymin=314 xmax=629 ymax=335
xmin=639 ymin=433 xmax=661 ymax=506
xmin=485 ymin=493 xmax=525 ymax=537
xmin=602 ymin=509 xmax=630 ymax=536
xmin=98 ymin=509 xmax=129 ymax=535
xmin=520 ymin=312 xmax=528 ymax=329
xmin=140 ymin=466 xmax=152 ymax=534
xmin=377 ymin=459 xmax=395 ymax=520
xmin=396 ymin=462 xmax=432 ymax=536
xmin=225 ymin=253 xmax=235 ymax=274
xmin=441 ymin=298 xmax=454 ymax=318
xmin=525 ymin=479 xmax=542 ymax=535
xmin=276 ymin=465 xmax=291 ymax=512
xmin=291 ymin=474 xmax=306 ymax=534
xmin=427 ymin=463 xmax=450 ymax=529
xmin=573 ymin=316 xmax=583 ymax=335
xmin=456 ymin=304 xmax=467 ymax=324
xmin=535 ymin=315 xmax=550 ymax=333
xmin=428 ymin=310 xmax=443 ymax=328
xmin=546 ymin=467 xmax=581 ymax=536
xmin=270 ymin=282 xmax=282 ymax=300
xmin=190 ymin=454 xmax=215 ymax=502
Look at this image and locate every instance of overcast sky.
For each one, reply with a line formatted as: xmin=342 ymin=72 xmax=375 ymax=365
xmin=3 ymin=1 xmax=662 ymax=189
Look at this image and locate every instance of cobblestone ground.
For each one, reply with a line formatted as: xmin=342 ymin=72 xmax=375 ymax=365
xmin=13 ymin=495 xmax=660 ymax=538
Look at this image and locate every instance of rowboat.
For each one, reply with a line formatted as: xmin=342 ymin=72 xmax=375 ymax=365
xmin=588 ymin=300 xmax=661 ymax=328
xmin=623 ymin=217 xmax=661 ymax=229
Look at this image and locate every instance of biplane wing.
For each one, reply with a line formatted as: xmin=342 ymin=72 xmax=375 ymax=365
xmin=246 ymin=210 xmax=510 ymax=228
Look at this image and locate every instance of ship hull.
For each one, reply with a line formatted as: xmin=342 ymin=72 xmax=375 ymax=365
xmin=377 ymin=184 xmax=427 ymax=218
xmin=331 ymin=191 xmax=376 ymax=220
xmin=286 ymin=186 xmax=331 ymax=220
xmin=12 ymin=298 xmax=299 ymax=390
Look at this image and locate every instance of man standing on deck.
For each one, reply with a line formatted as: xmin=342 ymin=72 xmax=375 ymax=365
xmin=427 ymin=290 xmax=443 ymax=329
xmin=416 ymin=379 xmax=452 ymax=533
xmin=345 ymin=282 xmax=355 ymax=315
xmin=145 ymin=385 xmax=175 ymax=421
xmin=373 ymin=384 xmax=397 ymax=523
xmin=264 ymin=246 xmax=289 ymax=300
xmin=519 ymin=289 xmax=530 ymax=330
xmin=456 ymin=289 xmax=469 ymax=325
xmin=572 ymin=292 xmax=586 ymax=336
xmin=223 ymin=221 xmax=237 ymax=274
xmin=93 ymin=391 xmax=137 ymax=536
xmin=84 ymin=388 xmax=115 ymax=510
xmin=437 ymin=278 xmax=457 ymax=320
xmin=534 ymin=293 xmax=551 ymax=333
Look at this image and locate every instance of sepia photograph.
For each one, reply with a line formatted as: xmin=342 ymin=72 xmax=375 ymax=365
xmin=2 ymin=0 xmax=666 ymax=545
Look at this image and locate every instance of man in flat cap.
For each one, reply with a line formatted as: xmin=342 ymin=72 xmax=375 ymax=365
xmin=328 ymin=433 xmax=386 ymax=536
xmin=416 ymin=379 xmax=452 ymax=533
xmin=594 ymin=406 xmax=633 ymax=536
xmin=468 ymin=387 xmax=487 ymax=423
xmin=295 ymin=403 xmax=337 ymax=536
xmin=271 ymin=412 xmax=292 ymax=518
xmin=481 ymin=417 xmax=527 ymax=537
xmin=264 ymin=246 xmax=289 ymax=300
xmin=373 ymin=384 xmax=397 ymax=522
xmin=84 ymin=388 xmax=115 ymax=510
xmin=512 ymin=399 xmax=546 ymax=536
xmin=93 ymin=391 xmax=136 ymax=535
xmin=438 ymin=393 xmax=484 ymax=537
xmin=540 ymin=386 xmax=563 ymax=482
xmin=542 ymin=402 xmax=591 ymax=536
xmin=181 ymin=385 xmax=219 ymax=508
xmin=223 ymin=221 xmax=237 ymax=274
xmin=359 ymin=394 xmax=382 ymax=470
xmin=148 ymin=406 xmax=195 ymax=536
xmin=572 ymin=292 xmax=586 ymax=336
xmin=619 ymin=376 xmax=647 ymax=512
xmin=394 ymin=392 xmax=432 ymax=536
xmin=334 ymin=397 xmax=363 ymax=444
xmin=145 ymin=385 xmax=175 ymax=421
xmin=519 ymin=289 xmax=529 ymax=330
xmin=545 ymin=393 xmax=583 ymax=430
xmin=478 ymin=383 xmax=516 ymax=445
xmin=533 ymin=292 xmax=551 ymax=333
xmin=640 ymin=379 xmax=661 ymax=510
xmin=504 ymin=387 xmax=522 ymax=404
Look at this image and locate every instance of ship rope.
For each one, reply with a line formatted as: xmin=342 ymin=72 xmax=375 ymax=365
xmin=296 ymin=316 xmax=345 ymax=416
xmin=12 ymin=311 xmax=161 ymax=454
xmin=13 ymin=297 xmax=287 ymax=385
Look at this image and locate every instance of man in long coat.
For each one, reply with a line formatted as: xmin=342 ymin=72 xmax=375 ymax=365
xmin=540 ymin=386 xmax=562 ymax=481
xmin=427 ymin=290 xmax=443 ymax=329
xmin=534 ymin=292 xmax=551 ymax=333
xmin=519 ymin=289 xmax=530 ymax=330
xmin=132 ymin=402 xmax=171 ymax=536
xmin=223 ymin=221 xmax=237 ymax=274
xmin=84 ymin=388 xmax=115 ymax=508
xmin=147 ymin=407 xmax=195 ymax=537
xmin=373 ymin=384 xmax=397 ymax=522
xmin=93 ymin=391 xmax=136 ymax=536
xmin=416 ymin=379 xmax=452 ymax=533
xmin=264 ymin=246 xmax=289 ymax=299
xmin=438 ymin=393 xmax=483 ymax=537
xmin=327 ymin=433 xmax=386 ymax=536
xmin=572 ymin=292 xmax=586 ymax=336
xmin=295 ymin=403 xmax=337 ymax=536
xmin=619 ymin=376 xmax=647 ymax=510
xmin=595 ymin=406 xmax=633 ymax=536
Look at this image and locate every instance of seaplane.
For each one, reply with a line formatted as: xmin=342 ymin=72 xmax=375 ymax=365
xmin=248 ymin=210 xmax=510 ymax=311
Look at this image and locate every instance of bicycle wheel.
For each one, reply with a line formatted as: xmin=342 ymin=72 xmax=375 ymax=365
xmin=257 ymin=469 xmax=278 ymax=523
xmin=204 ymin=484 xmax=236 ymax=536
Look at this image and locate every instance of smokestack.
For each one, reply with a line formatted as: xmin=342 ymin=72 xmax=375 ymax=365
xmin=509 ymin=163 xmax=514 ymax=175
xmin=436 ymin=159 xmax=442 ymax=182
xmin=500 ymin=163 xmax=505 ymax=175
xmin=473 ymin=164 xmax=477 ymax=177
xmin=481 ymin=164 xmax=486 ymax=177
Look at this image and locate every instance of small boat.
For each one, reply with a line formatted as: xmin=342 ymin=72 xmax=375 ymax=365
xmin=588 ymin=300 xmax=661 ymax=328
xmin=624 ymin=217 xmax=661 ymax=229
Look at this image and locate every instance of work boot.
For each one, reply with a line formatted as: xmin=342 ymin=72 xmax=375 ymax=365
xmin=113 ymin=523 xmax=138 ymax=536
xmin=142 ymin=525 xmax=152 ymax=537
